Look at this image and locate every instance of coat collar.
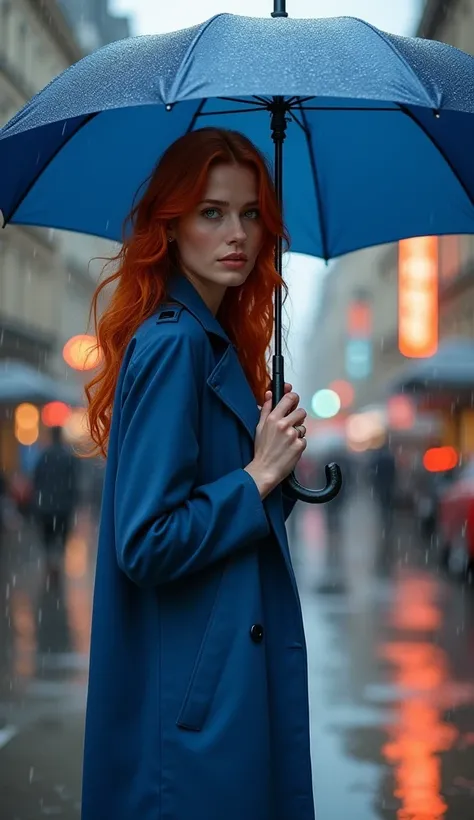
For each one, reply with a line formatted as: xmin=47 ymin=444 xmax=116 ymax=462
xmin=167 ymin=271 xmax=260 ymax=443
xmin=166 ymin=272 xmax=231 ymax=346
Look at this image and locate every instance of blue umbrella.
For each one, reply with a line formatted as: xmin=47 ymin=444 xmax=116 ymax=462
xmin=0 ymin=360 xmax=82 ymax=406
xmin=2 ymin=2 xmax=474 ymax=501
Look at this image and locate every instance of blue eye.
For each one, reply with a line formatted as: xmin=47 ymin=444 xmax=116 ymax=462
xmin=202 ymin=208 xmax=221 ymax=219
xmin=245 ymin=209 xmax=260 ymax=220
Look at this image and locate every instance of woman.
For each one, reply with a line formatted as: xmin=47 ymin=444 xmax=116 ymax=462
xmin=82 ymin=127 xmax=313 ymax=820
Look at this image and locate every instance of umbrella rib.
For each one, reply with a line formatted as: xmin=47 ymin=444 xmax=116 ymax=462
xmin=198 ymin=108 xmax=265 ymax=116
xmin=296 ymin=101 xmax=330 ymax=262
xmin=287 ymin=109 xmax=306 ymax=133
xmin=185 ymin=98 xmax=207 ymax=133
xmin=399 ymin=104 xmax=474 ymax=212
xmin=290 ymin=96 xmax=316 ymax=106
xmin=2 ymin=112 xmax=99 ymax=226
xmin=220 ymin=96 xmax=268 ymax=108
xmin=300 ymin=106 xmax=400 ymax=112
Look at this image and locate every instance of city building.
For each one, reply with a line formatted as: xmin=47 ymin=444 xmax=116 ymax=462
xmin=58 ymin=0 xmax=131 ymax=53
xmin=0 ymin=0 xmax=116 ymax=474
xmin=302 ymin=0 xmax=474 ymax=455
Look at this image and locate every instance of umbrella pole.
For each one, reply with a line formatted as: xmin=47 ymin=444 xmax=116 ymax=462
xmin=270 ymin=94 xmax=342 ymax=504
xmin=270 ymin=98 xmax=285 ymax=408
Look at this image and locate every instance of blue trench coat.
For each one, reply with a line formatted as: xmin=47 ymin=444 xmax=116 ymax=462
xmin=81 ymin=273 xmax=315 ymax=820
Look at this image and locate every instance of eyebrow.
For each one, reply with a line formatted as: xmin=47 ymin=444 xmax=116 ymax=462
xmin=198 ymin=199 xmax=259 ymax=207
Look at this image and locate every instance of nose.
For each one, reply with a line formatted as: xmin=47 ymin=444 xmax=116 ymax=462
xmin=226 ymin=214 xmax=247 ymax=244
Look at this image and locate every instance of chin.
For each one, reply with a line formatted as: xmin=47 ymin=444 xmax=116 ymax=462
xmin=219 ymin=267 xmax=253 ymax=287
xmin=224 ymin=272 xmax=249 ymax=287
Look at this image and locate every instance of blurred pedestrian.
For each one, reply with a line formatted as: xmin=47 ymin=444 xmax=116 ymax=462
xmin=81 ymin=129 xmax=314 ymax=820
xmin=0 ymin=469 xmax=6 ymax=542
xmin=32 ymin=425 xmax=79 ymax=573
xmin=325 ymin=448 xmax=352 ymax=543
xmin=368 ymin=442 xmax=396 ymax=541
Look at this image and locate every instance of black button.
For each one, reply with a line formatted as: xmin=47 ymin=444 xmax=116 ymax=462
xmin=250 ymin=624 xmax=264 ymax=644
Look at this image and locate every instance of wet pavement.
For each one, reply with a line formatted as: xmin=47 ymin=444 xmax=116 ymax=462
xmin=1 ymin=493 xmax=474 ymax=818
xmin=295 ymin=494 xmax=474 ymax=820
xmin=0 ymin=509 xmax=96 ymax=818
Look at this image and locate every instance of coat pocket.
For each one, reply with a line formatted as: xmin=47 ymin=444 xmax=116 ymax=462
xmin=176 ymin=563 xmax=231 ymax=732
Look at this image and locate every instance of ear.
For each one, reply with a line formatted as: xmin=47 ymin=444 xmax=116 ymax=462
xmin=167 ymin=218 xmax=178 ymax=239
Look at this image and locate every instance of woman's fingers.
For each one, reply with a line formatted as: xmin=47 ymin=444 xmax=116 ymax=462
xmin=281 ymin=406 xmax=307 ymax=429
xmin=265 ymin=383 xmax=293 ymax=403
xmin=258 ymin=394 xmax=273 ymax=428
xmin=271 ymin=392 xmax=301 ymax=419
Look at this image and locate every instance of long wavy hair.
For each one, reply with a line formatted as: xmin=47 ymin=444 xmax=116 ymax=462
xmin=85 ymin=127 xmax=289 ymax=458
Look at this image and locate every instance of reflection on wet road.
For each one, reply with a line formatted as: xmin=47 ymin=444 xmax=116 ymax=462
xmin=2 ymin=493 xmax=474 ymax=817
xmin=297 ymin=494 xmax=474 ymax=819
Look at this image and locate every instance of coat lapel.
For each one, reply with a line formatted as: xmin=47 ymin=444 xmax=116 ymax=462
xmin=167 ymin=273 xmax=260 ymax=442
xmin=166 ymin=274 xmax=296 ymax=586
xmin=207 ymin=345 xmax=260 ymax=442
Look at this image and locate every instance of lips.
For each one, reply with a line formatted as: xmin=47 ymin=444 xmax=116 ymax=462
xmin=219 ymin=254 xmax=248 ymax=262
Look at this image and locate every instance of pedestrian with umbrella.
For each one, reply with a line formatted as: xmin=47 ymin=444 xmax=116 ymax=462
xmin=4 ymin=3 xmax=474 ymax=818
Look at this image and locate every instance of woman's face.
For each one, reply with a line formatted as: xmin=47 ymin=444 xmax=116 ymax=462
xmin=169 ymin=162 xmax=264 ymax=314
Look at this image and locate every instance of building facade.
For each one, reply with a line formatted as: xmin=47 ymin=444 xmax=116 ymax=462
xmin=0 ymin=0 xmax=117 ymax=473
xmin=302 ymin=0 xmax=474 ymax=432
xmin=58 ymin=0 xmax=131 ymax=53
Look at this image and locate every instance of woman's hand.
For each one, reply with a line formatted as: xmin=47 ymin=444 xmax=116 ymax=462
xmin=257 ymin=381 xmax=292 ymax=410
xmin=245 ymin=386 xmax=307 ymax=499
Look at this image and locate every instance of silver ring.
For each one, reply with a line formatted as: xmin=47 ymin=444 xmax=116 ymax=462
xmin=294 ymin=425 xmax=306 ymax=439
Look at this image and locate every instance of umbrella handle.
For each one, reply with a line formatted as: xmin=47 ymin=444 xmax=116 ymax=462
xmin=284 ymin=463 xmax=342 ymax=503
xmin=271 ymin=355 xmax=343 ymax=505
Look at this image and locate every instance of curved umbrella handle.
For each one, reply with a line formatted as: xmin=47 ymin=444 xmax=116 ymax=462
xmin=270 ymin=356 xmax=343 ymax=505
xmin=284 ymin=462 xmax=342 ymax=504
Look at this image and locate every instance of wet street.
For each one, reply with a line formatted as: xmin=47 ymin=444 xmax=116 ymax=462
xmin=1 ymin=494 xmax=474 ymax=819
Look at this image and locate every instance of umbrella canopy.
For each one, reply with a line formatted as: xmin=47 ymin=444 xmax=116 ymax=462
xmin=389 ymin=338 xmax=474 ymax=393
xmin=0 ymin=360 xmax=82 ymax=406
xmin=2 ymin=14 xmax=474 ymax=259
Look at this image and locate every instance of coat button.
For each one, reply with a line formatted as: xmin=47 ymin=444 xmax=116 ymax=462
xmin=250 ymin=624 xmax=264 ymax=644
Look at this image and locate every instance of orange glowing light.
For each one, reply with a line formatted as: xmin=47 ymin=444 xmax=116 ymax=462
xmin=329 ymin=379 xmax=354 ymax=409
xmin=399 ymin=236 xmax=438 ymax=358
xmin=41 ymin=402 xmax=72 ymax=428
xmin=63 ymin=334 xmax=102 ymax=371
xmin=423 ymin=446 xmax=458 ymax=473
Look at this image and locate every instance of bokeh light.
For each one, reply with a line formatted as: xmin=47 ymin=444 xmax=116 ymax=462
xmin=346 ymin=410 xmax=385 ymax=449
xmin=311 ymin=389 xmax=341 ymax=419
xmin=63 ymin=408 xmax=90 ymax=443
xmin=63 ymin=334 xmax=102 ymax=371
xmin=423 ymin=446 xmax=458 ymax=473
xmin=41 ymin=401 xmax=72 ymax=428
xmin=14 ymin=403 xmax=40 ymax=445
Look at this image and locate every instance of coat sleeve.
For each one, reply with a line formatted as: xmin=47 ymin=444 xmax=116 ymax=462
xmin=114 ymin=330 xmax=270 ymax=587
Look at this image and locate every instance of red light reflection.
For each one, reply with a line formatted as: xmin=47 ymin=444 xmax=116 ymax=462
xmin=379 ymin=572 xmax=471 ymax=819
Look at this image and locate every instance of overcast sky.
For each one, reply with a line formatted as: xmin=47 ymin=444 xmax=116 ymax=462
xmin=111 ymin=0 xmax=421 ymax=38
xmin=109 ymin=0 xmax=423 ymax=393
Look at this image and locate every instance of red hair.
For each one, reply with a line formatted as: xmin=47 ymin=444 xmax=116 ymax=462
xmin=85 ymin=127 xmax=289 ymax=458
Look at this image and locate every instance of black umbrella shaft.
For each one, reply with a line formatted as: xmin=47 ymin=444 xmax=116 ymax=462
xmin=272 ymin=0 xmax=288 ymax=17
xmin=274 ymin=131 xmax=283 ymax=359
xmin=271 ymin=96 xmax=287 ymax=405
